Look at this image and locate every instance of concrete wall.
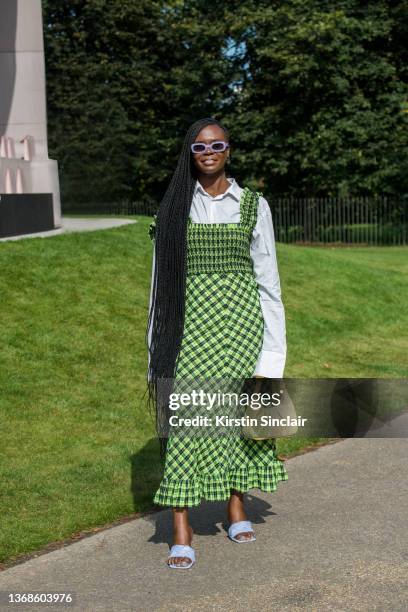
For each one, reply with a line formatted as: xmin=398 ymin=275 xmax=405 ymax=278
xmin=0 ymin=0 xmax=62 ymax=227
xmin=0 ymin=0 xmax=48 ymax=159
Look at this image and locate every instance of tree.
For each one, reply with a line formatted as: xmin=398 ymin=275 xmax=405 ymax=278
xmin=42 ymin=0 xmax=408 ymax=204
xmin=223 ymin=0 xmax=408 ymax=197
xmin=43 ymin=0 xmax=234 ymax=205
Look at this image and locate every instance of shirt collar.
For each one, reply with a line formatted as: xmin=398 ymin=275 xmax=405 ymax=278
xmin=194 ymin=177 xmax=241 ymax=201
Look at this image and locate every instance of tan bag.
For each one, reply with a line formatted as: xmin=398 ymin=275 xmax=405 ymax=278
xmin=241 ymin=378 xmax=298 ymax=439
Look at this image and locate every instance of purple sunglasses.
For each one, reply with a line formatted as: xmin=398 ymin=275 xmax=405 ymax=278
xmin=191 ymin=141 xmax=230 ymax=154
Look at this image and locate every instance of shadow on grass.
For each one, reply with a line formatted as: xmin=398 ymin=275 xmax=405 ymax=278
xmin=129 ymin=438 xmax=164 ymax=513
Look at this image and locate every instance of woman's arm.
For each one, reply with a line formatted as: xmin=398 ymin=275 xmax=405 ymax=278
xmin=250 ymin=196 xmax=287 ymax=379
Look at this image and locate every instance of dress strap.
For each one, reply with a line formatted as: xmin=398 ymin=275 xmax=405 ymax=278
xmin=240 ymin=187 xmax=262 ymax=230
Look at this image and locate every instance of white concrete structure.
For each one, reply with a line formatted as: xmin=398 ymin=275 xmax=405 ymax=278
xmin=0 ymin=0 xmax=61 ymax=227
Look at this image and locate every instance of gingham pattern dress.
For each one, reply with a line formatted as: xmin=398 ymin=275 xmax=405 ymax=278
xmin=152 ymin=187 xmax=288 ymax=507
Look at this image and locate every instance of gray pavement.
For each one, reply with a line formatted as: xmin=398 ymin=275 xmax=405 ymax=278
xmin=362 ymin=411 xmax=408 ymax=437
xmin=0 ymin=438 xmax=407 ymax=611
xmin=0 ymin=217 xmax=137 ymax=241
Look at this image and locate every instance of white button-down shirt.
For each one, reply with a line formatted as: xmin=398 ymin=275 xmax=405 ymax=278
xmin=148 ymin=177 xmax=287 ymax=378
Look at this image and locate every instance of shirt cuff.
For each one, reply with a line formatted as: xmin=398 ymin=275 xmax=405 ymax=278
xmin=253 ymin=350 xmax=286 ymax=379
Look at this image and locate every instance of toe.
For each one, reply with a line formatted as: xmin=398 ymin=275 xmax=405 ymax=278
xmin=235 ymin=531 xmax=254 ymax=541
xmin=168 ymin=556 xmax=190 ymax=567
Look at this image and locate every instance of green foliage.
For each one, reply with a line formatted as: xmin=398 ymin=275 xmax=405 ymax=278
xmin=42 ymin=0 xmax=408 ymax=205
xmin=42 ymin=0 xmax=234 ymax=205
xmin=224 ymin=0 xmax=408 ymax=198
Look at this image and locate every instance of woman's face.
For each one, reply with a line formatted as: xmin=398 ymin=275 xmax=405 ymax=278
xmin=191 ymin=124 xmax=230 ymax=176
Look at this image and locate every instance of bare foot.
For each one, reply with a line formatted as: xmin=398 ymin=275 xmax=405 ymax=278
xmin=168 ymin=509 xmax=194 ymax=567
xmin=227 ymin=490 xmax=254 ymax=542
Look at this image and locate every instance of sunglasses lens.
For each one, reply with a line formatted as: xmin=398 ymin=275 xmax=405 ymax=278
xmin=192 ymin=143 xmax=206 ymax=153
xmin=212 ymin=142 xmax=226 ymax=151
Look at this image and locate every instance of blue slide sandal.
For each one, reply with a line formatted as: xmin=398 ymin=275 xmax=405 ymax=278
xmin=228 ymin=520 xmax=256 ymax=543
xmin=167 ymin=544 xmax=196 ymax=569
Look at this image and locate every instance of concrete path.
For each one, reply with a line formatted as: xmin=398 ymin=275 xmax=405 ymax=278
xmin=362 ymin=411 xmax=408 ymax=437
xmin=0 ymin=217 xmax=137 ymax=241
xmin=0 ymin=438 xmax=407 ymax=611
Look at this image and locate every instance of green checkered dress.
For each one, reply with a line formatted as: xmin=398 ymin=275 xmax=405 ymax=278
xmin=152 ymin=186 xmax=288 ymax=507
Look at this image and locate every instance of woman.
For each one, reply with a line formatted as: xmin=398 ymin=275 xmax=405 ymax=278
xmin=146 ymin=117 xmax=288 ymax=569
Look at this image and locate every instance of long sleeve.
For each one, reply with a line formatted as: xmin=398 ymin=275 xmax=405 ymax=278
xmin=250 ymin=196 xmax=287 ymax=378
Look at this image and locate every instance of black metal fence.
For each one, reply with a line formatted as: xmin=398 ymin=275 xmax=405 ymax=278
xmin=64 ymin=196 xmax=407 ymax=246
xmin=64 ymin=200 xmax=158 ymax=217
xmin=270 ymin=197 xmax=407 ymax=246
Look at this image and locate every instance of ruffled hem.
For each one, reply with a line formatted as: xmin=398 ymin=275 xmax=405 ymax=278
xmin=153 ymin=462 xmax=288 ymax=507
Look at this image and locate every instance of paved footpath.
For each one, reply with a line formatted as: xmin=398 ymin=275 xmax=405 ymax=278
xmin=0 ymin=217 xmax=137 ymax=241
xmin=0 ymin=438 xmax=407 ymax=612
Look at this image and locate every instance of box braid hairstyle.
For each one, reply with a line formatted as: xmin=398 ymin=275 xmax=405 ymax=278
xmin=145 ymin=117 xmax=230 ymax=458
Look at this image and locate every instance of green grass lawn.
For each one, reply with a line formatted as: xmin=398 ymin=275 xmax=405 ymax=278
xmin=1 ymin=217 xmax=407 ymax=564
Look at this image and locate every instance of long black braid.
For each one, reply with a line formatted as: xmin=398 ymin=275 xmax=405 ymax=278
xmin=145 ymin=117 xmax=230 ymax=458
